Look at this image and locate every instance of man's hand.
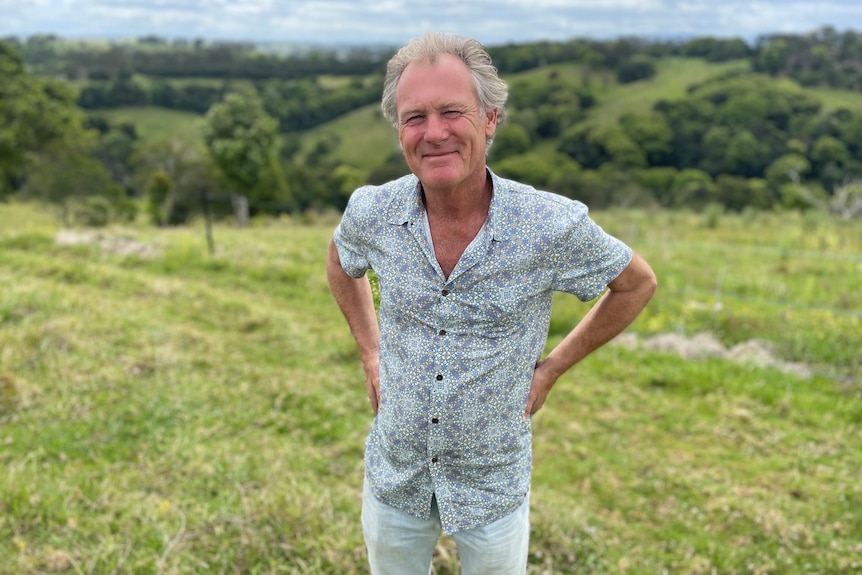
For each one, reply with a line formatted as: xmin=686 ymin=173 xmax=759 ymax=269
xmin=524 ymin=358 xmax=562 ymax=421
xmin=522 ymin=252 xmax=657 ymax=422
xmin=326 ymin=239 xmax=382 ymax=416
xmin=363 ymin=351 xmax=381 ymax=415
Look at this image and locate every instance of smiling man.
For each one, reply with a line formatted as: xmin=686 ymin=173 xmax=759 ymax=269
xmin=326 ymin=32 xmax=657 ymax=575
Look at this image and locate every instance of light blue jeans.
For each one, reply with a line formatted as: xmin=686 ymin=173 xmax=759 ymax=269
xmin=361 ymin=480 xmax=530 ymax=575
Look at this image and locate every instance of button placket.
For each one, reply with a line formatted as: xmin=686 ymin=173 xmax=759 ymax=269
xmin=429 ymin=282 xmax=451 ymax=471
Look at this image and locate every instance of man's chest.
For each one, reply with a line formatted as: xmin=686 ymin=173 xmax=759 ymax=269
xmin=371 ymin=230 xmax=554 ymax=331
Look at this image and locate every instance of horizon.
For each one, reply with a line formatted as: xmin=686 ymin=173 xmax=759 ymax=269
xmin=2 ymin=0 xmax=861 ymax=49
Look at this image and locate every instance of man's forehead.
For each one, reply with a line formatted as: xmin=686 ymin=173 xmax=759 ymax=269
xmin=395 ymin=56 xmax=478 ymax=109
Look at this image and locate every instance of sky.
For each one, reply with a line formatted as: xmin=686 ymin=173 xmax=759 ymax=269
xmin=2 ymin=0 xmax=862 ymax=48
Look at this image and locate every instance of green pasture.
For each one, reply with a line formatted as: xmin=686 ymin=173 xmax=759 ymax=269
xmin=301 ymin=105 xmax=399 ymax=170
xmin=809 ymin=86 xmax=862 ymax=113
xmin=1 ymin=202 xmax=859 ymax=573
xmin=585 ymin=57 xmax=752 ymax=124
xmin=94 ymin=107 xmax=206 ymax=147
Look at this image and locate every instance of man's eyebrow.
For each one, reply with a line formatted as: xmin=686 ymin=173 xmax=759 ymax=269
xmin=398 ymin=106 xmax=427 ymax=117
xmin=399 ymin=101 xmax=468 ymax=116
xmin=435 ymin=101 xmax=469 ymax=110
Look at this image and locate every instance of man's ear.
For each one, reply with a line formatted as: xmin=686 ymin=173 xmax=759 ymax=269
xmin=485 ymin=107 xmax=498 ymax=139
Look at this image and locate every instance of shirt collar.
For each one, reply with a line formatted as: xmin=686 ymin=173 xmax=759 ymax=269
xmin=383 ymin=169 xmax=510 ymax=242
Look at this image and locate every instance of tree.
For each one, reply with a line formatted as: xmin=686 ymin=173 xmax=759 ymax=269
xmin=132 ymin=140 xmax=229 ymax=224
xmin=0 ymin=41 xmax=91 ymax=198
xmin=765 ymin=153 xmax=811 ymax=191
xmin=616 ymin=55 xmax=656 ymax=84
xmin=203 ymin=90 xmax=292 ymax=219
xmin=24 ymin=151 xmax=129 ymax=226
xmin=724 ymin=129 xmax=771 ymax=177
xmin=491 ymin=152 xmax=580 ymax=189
xmin=619 ymin=112 xmax=674 ymax=166
xmin=590 ymin=124 xmax=647 ymax=169
xmin=671 ymin=169 xmax=716 ymax=208
xmin=634 ymin=167 xmax=678 ymax=207
xmin=144 ymin=170 xmax=173 ymax=226
xmin=489 ymin=123 xmax=531 ymax=162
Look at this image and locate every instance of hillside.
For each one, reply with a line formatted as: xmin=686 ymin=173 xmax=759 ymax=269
xmin=302 ymin=57 xmax=760 ymax=172
xmin=1 ymin=204 xmax=860 ymax=573
xmin=101 ymin=56 xmax=862 ymax=184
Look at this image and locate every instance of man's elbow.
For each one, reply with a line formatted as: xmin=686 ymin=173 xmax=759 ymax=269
xmin=326 ymin=240 xmax=348 ymax=285
xmin=642 ymin=264 xmax=658 ymax=301
xmin=615 ymin=253 xmax=657 ymax=305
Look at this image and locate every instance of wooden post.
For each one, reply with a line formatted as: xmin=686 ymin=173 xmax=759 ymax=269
xmin=201 ymin=189 xmax=215 ymax=255
xmin=232 ymin=194 xmax=249 ymax=228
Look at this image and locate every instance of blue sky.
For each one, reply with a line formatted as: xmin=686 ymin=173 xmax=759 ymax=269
xmin=2 ymin=0 xmax=861 ymax=47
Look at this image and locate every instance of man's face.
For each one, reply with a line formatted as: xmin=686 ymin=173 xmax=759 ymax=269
xmin=395 ymin=54 xmax=497 ymax=193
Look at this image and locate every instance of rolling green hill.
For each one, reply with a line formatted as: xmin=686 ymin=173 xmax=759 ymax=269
xmin=88 ymin=56 xmax=862 ymax=184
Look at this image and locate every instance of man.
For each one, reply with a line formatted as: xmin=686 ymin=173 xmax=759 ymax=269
xmin=326 ymin=32 xmax=657 ymax=574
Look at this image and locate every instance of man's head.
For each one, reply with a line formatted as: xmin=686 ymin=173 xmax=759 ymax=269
xmin=381 ymin=32 xmax=508 ymax=151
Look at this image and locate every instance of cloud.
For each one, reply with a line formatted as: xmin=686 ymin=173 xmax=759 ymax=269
xmin=1 ymin=0 xmax=860 ymax=45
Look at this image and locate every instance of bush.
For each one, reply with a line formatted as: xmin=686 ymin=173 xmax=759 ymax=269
xmin=617 ymin=56 xmax=657 ymax=84
xmin=72 ymin=196 xmax=113 ymax=227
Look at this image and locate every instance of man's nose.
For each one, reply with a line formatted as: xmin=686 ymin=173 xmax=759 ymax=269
xmin=423 ymin=113 xmax=449 ymax=142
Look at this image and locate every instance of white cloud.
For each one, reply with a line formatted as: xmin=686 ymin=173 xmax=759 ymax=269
xmin=1 ymin=0 xmax=860 ymax=44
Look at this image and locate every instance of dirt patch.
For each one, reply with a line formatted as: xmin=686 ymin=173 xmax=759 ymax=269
xmin=613 ymin=332 xmax=812 ymax=378
xmin=55 ymin=230 xmax=160 ymax=259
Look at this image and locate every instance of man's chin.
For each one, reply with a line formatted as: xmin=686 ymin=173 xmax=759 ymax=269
xmin=416 ymin=168 xmax=462 ymax=189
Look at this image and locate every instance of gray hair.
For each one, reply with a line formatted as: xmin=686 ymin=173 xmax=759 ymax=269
xmin=381 ymin=32 xmax=508 ymax=147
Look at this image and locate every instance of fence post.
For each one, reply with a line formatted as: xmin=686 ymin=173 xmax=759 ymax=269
xmin=201 ymin=189 xmax=215 ymax=255
xmin=232 ymin=194 xmax=249 ymax=228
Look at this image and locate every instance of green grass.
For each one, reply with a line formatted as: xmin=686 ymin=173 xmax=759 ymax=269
xmin=585 ymin=57 xmax=752 ymax=125
xmin=94 ymin=106 xmax=205 ymax=146
xmin=809 ymin=86 xmax=862 ymax=113
xmin=301 ymin=105 xmax=399 ymax=172
xmin=0 ymin=201 xmax=57 ymax=234
xmin=1 ymin=202 xmax=860 ymax=573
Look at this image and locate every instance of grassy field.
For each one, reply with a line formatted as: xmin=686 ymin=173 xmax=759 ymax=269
xmin=1 ymin=202 xmax=860 ymax=574
xmin=95 ymin=107 xmax=206 ymax=147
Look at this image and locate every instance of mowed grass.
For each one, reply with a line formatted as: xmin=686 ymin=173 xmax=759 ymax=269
xmin=0 ymin=203 xmax=860 ymax=574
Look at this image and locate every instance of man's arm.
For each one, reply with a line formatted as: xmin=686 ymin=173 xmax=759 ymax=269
xmin=524 ymin=251 xmax=657 ymax=419
xmin=326 ymin=238 xmax=382 ymax=414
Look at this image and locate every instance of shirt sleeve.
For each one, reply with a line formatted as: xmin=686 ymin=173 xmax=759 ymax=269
xmin=332 ymin=187 xmax=373 ymax=278
xmin=550 ymin=201 xmax=633 ymax=302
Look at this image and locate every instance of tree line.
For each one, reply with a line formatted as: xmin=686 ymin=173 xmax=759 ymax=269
xmin=13 ymin=26 xmax=856 ymax=86
xmin=493 ymin=71 xmax=862 ymax=212
xmin=75 ymin=74 xmax=382 ymax=132
xmin=2 ymin=27 xmax=862 ymax=228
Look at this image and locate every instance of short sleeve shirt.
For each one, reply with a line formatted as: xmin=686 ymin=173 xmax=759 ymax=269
xmin=333 ymin=170 xmax=632 ymax=533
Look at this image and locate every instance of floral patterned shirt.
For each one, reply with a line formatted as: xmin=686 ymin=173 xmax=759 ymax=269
xmin=333 ymin=170 xmax=632 ymax=533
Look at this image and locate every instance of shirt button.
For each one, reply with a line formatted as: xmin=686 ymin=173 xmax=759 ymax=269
xmin=441 ymin=289 xmax=449 ymax=296
xmin=438 ymin=329 xmax=447 ymax=336
xmin=431 ymin=457 xmax=439 ymax=463
xmin=436 ymin=374 xmax=443 ymax=381
xmin=431 ymin=418 xmax=439 ymax=424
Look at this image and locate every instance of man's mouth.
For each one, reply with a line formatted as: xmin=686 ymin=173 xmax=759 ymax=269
xmin=424 ymin=150 xmax=457 ymax=159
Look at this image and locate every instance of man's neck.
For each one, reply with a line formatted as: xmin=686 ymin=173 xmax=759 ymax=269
xmin=421 ymin=169 xmax=492 ymax=221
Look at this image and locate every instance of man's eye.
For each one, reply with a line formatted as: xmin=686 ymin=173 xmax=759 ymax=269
xmin=404 ymin=115 xmax=424 ymax=126
xmin=442 ymin=110 xmax=461 ymax=119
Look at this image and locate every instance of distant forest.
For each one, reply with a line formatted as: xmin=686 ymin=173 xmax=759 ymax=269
xmin=2 ymin=26 xmax=861 ymax=225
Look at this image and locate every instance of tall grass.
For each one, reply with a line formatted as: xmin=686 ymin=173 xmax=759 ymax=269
xmin=1 ymin=203 xmax=860 ymax=574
